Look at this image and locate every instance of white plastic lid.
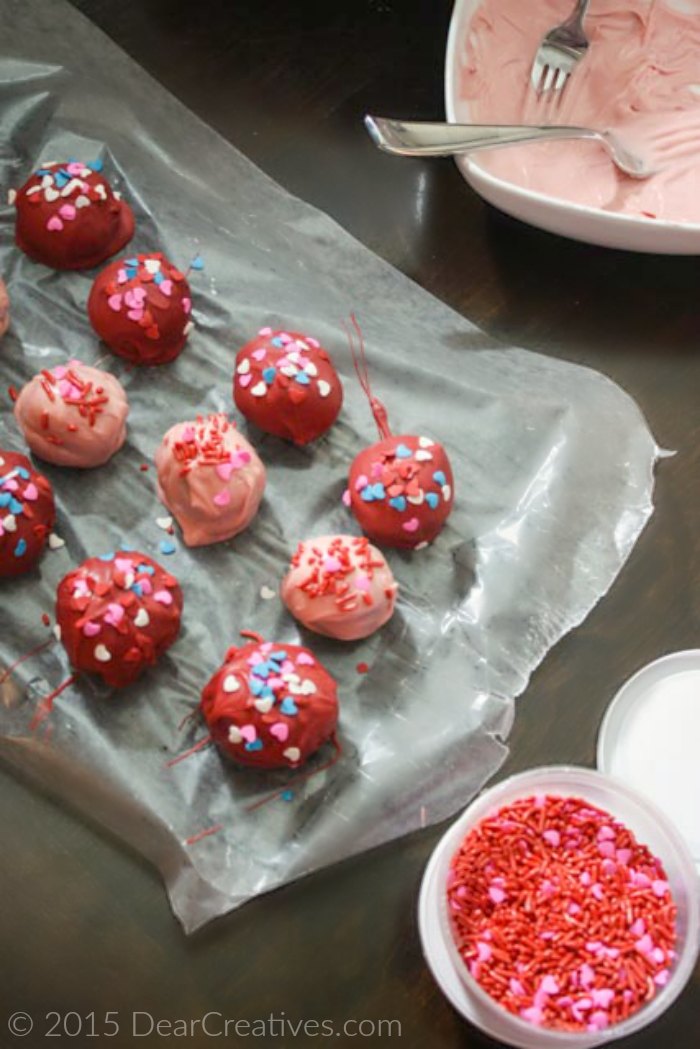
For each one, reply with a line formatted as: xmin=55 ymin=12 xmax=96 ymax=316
xmin=598 ymin=649 xmax=700 ymax=872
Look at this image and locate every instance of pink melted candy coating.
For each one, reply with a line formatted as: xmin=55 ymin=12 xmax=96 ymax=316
xmin=14 ymin=360 xmax=128 ymax=468
xmin=0 ymin=278 xmax=9 ymax=338
xmin=281 ymin=533 xmax=398 ymax=641
xmin=155 ymin=413 xmax=266 ymax=547
xmin=458 ymin=0 xmax=700 ymax=223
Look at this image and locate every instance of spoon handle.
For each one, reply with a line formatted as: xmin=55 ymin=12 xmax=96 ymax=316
xmin=364 ymin=116 xmax=597 ymax=158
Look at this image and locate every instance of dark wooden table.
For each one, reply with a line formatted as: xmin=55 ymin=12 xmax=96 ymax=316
xmin=2 ymin=1 xmax=698 ymax=1046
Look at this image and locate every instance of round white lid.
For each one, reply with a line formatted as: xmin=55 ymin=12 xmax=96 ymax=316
xmin=598 ymin=649 xmax=700 ymax=872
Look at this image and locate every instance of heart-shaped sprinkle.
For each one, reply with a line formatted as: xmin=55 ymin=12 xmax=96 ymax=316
xmin=280 ymin=697 xmax=298 ymax=716
xmin=182 ymin=297 xmax=191 ymax=314
xmin=221 ymin=674 xmax=240 ymax=694
xmin=155 ymin=516 xmax=173 ymax=531
xmin=433 ymin=470 xmax=447 ymax=486
xmin=252 ymin=348 xmax=267 ymax=361
xmin=279 ymin=364 xmax=298 ymax=378
xmin=128 ymin=309 xmax=144 ymax=322
xmin=317 ymin=379 xmax=331 ymax=397
xmin=44 ymin=188 xmax=60 ymax=202
xmin=442 ymin=484 xmax=452 ymax=501
xmin=245 ymin=739 xmax=263 ymax=752
xmin=7 ymin=188 xmax=16 ymax=205
xmin=395 ymin=443 xmax=412 ymax=458
xmin=231 ymin=451 xmax=251 ymax=468
xmin=250 ymin=382 xmax=267 ymax=397
xmin=238 ymin=373 xmax=252 ymax=388
xmin=402 ymin=517 xmax=420 ymax=533
xmin=283 ymin=747 xmax=301 ymax=763
xmin=407 ymin=491 xmax=425 ymax=506
xmin=299 ymin=679 xmax=317 ymax=696
xmin=216 ymin=461 xmax=235 ymax=481
xmin=259 ymin=585 xmax=276 ymax=600
xmin=82 ymin=621 xmax=101 ymax=637
xmin=105 ymin=602 xmax=125 ymax=626
xmin=144 ymin=259 xmax=161 ymax=274
xmin=134 ymin=608 xmax=150 ymax=628
xmin=159 ymin=279 xmax=173 ymax=297
xmin=354 ymin=573 xmax=371 ymax=593
xmin=59 ymin=204 xmax=76 ymax=220
xmin=254 ymin=696 xmax=273 ymax=713
xmin=418 ymin=436 xmax=434 ymax=448
xmin=415 ymin=449 xmax=433 ymax=462
xmin=107 ymin=294 xmax=122 ymax=311
xmin=48 ymin=532 xmax=64 ymax=549
xmin=354 ymin=474 xmax=369 ymax=492
xmin=425 ymin=492 xmax=439 ymax=509
xmin=94 ymin=644 xmax=112 ymax=662
xmin=213 ymin=489 xmax=231 ymax=507
xmin=262 ymin=366 xmax=276 ymax=383
xmin=239 ymin=724 xmax=257 ymax=743
xmin=296 ymin=651 xmax=315 ymax=666
xmin=294 ymin=371 xmax=310 ymax=386
xmin=228 ymin=725 xmax=242 ymax=744
xmin=323 ymin=556 xmax=342 ymax=573
xmin=237 ymin=358 xmax=251 ymax=375
xmin=46 ymin=215 xmax=63 ymax=231
xmin=23 ymin=483 xmax=39 ymax=501
xmin=270 ymin=722 xmax=289 ymax=742
xmin=75 ymin=194 xmax=90 ymax=209
xmin=153 ymin=589 xmax=173 ymax=605
xmin=303 ymin=361 xmax=318 ymax=377
xmin=388 ymin=496 xmax=407 ymax=512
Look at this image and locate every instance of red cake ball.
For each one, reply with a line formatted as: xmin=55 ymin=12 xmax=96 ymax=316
xmin=55 ymin=550 xmax=183 ymax=688
xmin=0 ymin=449 xmax=55 ymax=579
xmin=88 ymin=252 xmax=193 ymax=366
xmin=346 ymin=434 xmax=454 ymax=550
xmin=233 ymin=327 xmax=343 ymax=444
xmin=10 ymin=160 xmax=134 ymax=270
xmin=201 ymin=635 xmax=339 ymax=769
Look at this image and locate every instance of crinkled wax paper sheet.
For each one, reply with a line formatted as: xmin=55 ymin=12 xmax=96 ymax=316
xmin=0 ymin=0 xmax=658 ymax=932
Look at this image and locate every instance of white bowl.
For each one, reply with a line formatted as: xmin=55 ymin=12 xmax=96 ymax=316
xmin=444 ymin=0 xmax=700 ymax=254
xmin=419 ymin=766 xmax=700 ymax=1048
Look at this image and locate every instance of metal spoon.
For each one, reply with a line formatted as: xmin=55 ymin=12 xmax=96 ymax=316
xmin=365 ymin=116 xmax=655 ymax=180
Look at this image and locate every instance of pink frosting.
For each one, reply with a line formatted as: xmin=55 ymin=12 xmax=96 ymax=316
xmin=14 ymin=360 xmax=128 ymax=468
xmin=0 ymin=278 xmax=9 ymax=338
xmin=281 ymin=533 xmax=398 ymax=641
xmin=155 ymin=413 xmax=266 ymax=546
xmin=458 ymin=0 xmax=700 ymax=223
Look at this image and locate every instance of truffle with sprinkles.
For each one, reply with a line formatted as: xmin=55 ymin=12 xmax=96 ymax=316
xmin=201 ymin=634 xmax=338 ymax=769
xmin=155 ymin=413 xmax=266 ymax=546
xmin=55 ymin=550 xmax=183 ymax=688
xmin=88 ymin=252 xmax=193 ymax=366
xmin=233 ymin=328 xmax=343 ymax=444
xmin=281 ymin=534 xmax=397 ymax=640
xmin=10 ymin=159 xmax=134 ymax=270
xmin=0 ymin=449 xmax=56 ymax=579
xmin=343 ymin=317 xmax=454 ymax=550
xmin=0 ymin=277 xmax=9 ymax=338
xmin=13 ymin=360 xmax=129 ymax=468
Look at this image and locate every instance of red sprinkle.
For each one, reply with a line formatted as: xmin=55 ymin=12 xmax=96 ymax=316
xmin=356 ymin=662 xmax=370 ymax=674
xmin=447 ymin=794 xmax=677 ymax=1033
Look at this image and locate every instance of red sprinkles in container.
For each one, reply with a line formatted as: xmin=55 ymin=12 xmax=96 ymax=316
xmin=447 ymin=794 xmax=678 ymax=1033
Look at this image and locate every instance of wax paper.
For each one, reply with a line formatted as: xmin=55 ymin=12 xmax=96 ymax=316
xmin=0 ymin=0 xmax=658 ymax=932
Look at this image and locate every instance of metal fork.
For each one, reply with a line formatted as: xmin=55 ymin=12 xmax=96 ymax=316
xmin=531 ymin=0 xmax=590 ymax=94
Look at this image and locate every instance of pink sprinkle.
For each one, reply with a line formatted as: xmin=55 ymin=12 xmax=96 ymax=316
xmin=127 ymin=309 xmax=144 ymax=322
xmin=635 ymin=934 xmax=653 ymax=955
xmin=46 ymin=215 xmax=63 ymax=231
xmin=115 ymin=557 xmax=134 ymax=574
xmin=252 ymin=348 xmax=267 ymax=361
xmin=214 ymin=489 xmax=231 ymax=507
xmin=580 ymin=871 xmax=592 ymax=887
xmin=269 ymin=722 xmax=289 ymax=742
xmin=652 ymin=879 xmax=669 ymax=897
xmin=592 ymin=989 xmax=614 ymax=1009
xmin=23 ymin=483 xmax=39 ymax=501
xmin=341 ymin=488 xmax=351 ymax=507
xmin=182 ymin=297 xmax=192 ymax=314
xmin=323 ymin=556 xmax=342 ymax=573
xmin=631 ymin=918 xmax=646 ymax=937
xmin=108 ymin=293 xmax=122 ymax=311
xmin=543 ymin=829 xmax=561 ymax=847
xmin=230 ymin=451 xmax=251 ymax=468
xmin=601 ymin=859 xmax=617 ymax=876
xmin=509 ymin=978 xmax=524 ymax=996
xmin=139 ymin=577 xmax=153 ymax=596
xmin=597 ymin=825 xmax=616 ymax=841
xmin=598 ymin=840 xmax=615 ymax=858
xmin=238 ymin=373 xmax=252 ymax=388
xmin=296 ymin=651 xmax=315 ymax=666
xmin=354 ymin=573 xmax=371 ymax=593
xmin=117 ymin=269 xmax=128 ymax=284
xmin=616 ymin=848 xmax=632 ymax=865
xmin=650 ymin=947 xmax=666 ymax=965
xmin=654 ymin=969 xmax=670 ymax=987
xmin=520 ymin=1007 xmax=544 ymax=1026
xmin=52 ymin=365 xmax=67 ymax=379
xmin=159 ymin=279 xmax=173 ymax=297
xmin=585 ymin=941 xmax=602 ymax=953
xmin=402 ymin=517 xmax=420 ymax=534
xmin=488 ymin=886 xmax=506 ymax=905
xmin=579 ymin=963 xmax=595 ymax=987
xmin=258 ymin=326 xmax=272 ymax=336
xmin=239 ymin=724 xmax=256 ymax=743
xmin=476 ymin=941 xmax=492 ymax=963
xmin=354 ymin=474 xmax=369 ymax=491
xmin=216 ymin=462 xmax=235 ymax=481
xmin=631 ymin=871 xmax=651 ymax=889
xmin=104 ymin=603 xmax=125 ymax=626
xmin=153 ymin=590 xmax=173 ymax=605
xmin=66 ymin=162 xmax=84 ymax=175
xmin=82 ymin=621 xmax=101 ymax=637
xmin=591 ymin=883 xmax=604 ymax=901
xmin=539 ymin=975 xmax=559 ymax=995
xmin=59 ymin=203 xmax=76 ymax=220
xmin=567 ymin=902 xmax=581 ymax=916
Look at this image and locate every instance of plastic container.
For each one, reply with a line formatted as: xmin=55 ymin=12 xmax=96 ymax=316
xmin=419 ymin=766 xmax=700 ymax=1049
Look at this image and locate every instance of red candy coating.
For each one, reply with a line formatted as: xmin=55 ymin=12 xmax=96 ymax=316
xmin=346 ymin=433 xmax=454 ymax=550
xmin=88 ymin=252 xmax=193 ymax=366
xmin=0 ymin=449 xmax=55 ymax=579
xmin=233 ymin=328 xmax=343 ymax=444
xmin=201 ymin=637 xmax=338 ymax=769
xmin=56 ymin=550 xmax=183 ymax=688
xmin=12 ymin=161 xmax=134 ymax=270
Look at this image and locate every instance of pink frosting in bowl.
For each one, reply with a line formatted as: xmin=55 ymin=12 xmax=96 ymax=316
xmin=454 ymin=0 xmax=700 ymax=226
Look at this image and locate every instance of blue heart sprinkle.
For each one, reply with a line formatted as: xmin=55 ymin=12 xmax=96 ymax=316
xmin=88 ymin=158 xmax=104 ymax=172
xmin=126 ymin=268 xmax=138 ymax=280
xmin=271 ymin=337 xmax=284 ymax=348
xmin=252 ymin=662 xmax=271 ymax=679
xmin=124 ymin=258 xmax=138 ymax=267
xmin=371 ymin=483 xmax=386 ymax=500
xmin=0 ymin=493 xmax=11 ymax=508
xmin=137 ymin=563 xmax=155 ymax=575
xmin=281 ymin=790 xmax=294 ymax=802
xmin=35 ymin=169 xmax=51 ymax=177
xmin=262 ymin=367 xmax=276 ymax=383
xmin=190 ymin=255 xmax=205 ymax=271
xmin=54 ymin=173 xmax=69 ymax=188
xmin=159 ymin=539 xmax=176 ymax=556
xmin=433 ymin=471 xmax=447 ymax=486
xmin=131 ymin=583 xmax=144 ymax=597
xmin=14 ymin=538 xmax=27 ymax=557
xmin=120 ymin=543 xmax=136 ymax=552
xmin=395 ymin=444 xmax=412 ymax=459
xmin=99 ymin=552 xmax=115 ymax=561
xmin=294 ymin=372 xmax=310 ymax=385
xmin=153 ymin=271 xmax=164 ymax=285
xmin=260 ymin=685 xmax=274 ymax=699
xmin=245 ymin=739 xmax=263 ymax=752
xmin=250 ymin=677 xmax=264 ymax=696
xmin=280 ymin=697 xmax=298 ymax=716
xmin=17 ymin=468 xmax=30 ymax=480
xmin=425 ymin=492 xmax=439 ymax=509
xmin=389 ymin=496 xmax=407 ymax=512
xmin=9 ymin=498 xmax=23 ymax=515
xmin=361 ymin=485 xmax=375 ymax=502
xmin=270 ymin=650 xmax=288 ymax=663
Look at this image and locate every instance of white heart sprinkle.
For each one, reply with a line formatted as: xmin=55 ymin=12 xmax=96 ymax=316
xmin=279 ymin=364 xmax=298 ymax=378
xmin=228 ymin=725 xmax=243 ymax=744
xmin=287 ymin=351 xmax=301 ymax=364
xmin=418 ymin=436 xmax=434 ymax=448
xmin=442 ymin=484 xmax=452 ymax=502
xmin=415 ymin=450 xmax=433 ymax=462
xmin=41 ymin=175 xmax=52 ymax=188
xmin=95 ymin=184 xmax=107 ymax=200
xmin=251 ymin=382 xmax=267 ymax=397
xmin=53 ymin=624 xmax=62 ymax=641
xmin=223 ymin=674 xmax=240 ymax=693
xmin=414 ymin=541 xmax=429 ymax=551
xmin=300 ymin=679 xmax=317 ymax=696
xmin=134 ymin=608 xmax=150 ymax=628
xmin=283 ymin=747 xmax=301 ymax=763
xmin=295 ymin=340 xmax=309 ymax=351
xmin=123 ymin=572 xmax=135 ymax=589
xmin=26 ymin=185 xmax=42 ymax=196
xmin=156 ymin=516 xmax=173 ymax=531
xmin=144 ymin=258 xmax=161 ymax=274
xmin=48 ymin=533 xmax=65 ymax=549
xmin=79 ymin=168 xmax=92 ymax=178
xmin=94 ymin=644 xmax=112 ymax=662
xmin=259 ymin=585 xmax=276 ymax=600
xmin=183 ymin=321 xmax=194 ymax=336
xmin=44 ymin=188 xmax=59 ymax=202
xmin=317 ymin=380 xmax=331 ymax=398
xmin=254 ymin=697 xmax=273 ymax=713
xmin=60 ymin=179 xmax=81 ymax=197
xmin=303 ymin=361 xmax=318 ymax=377
xmin=237 ymin=358 xmax=251 ymax=375
xmin=3 ymin=515 xmax=17 ymax=533
xmin=407 ymin=491 xmax=425 ymax=506
xmin=7 ymin=188 xmax=16 ymax=205
xmin=75 ymin=194 xmax=90 ymax=209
